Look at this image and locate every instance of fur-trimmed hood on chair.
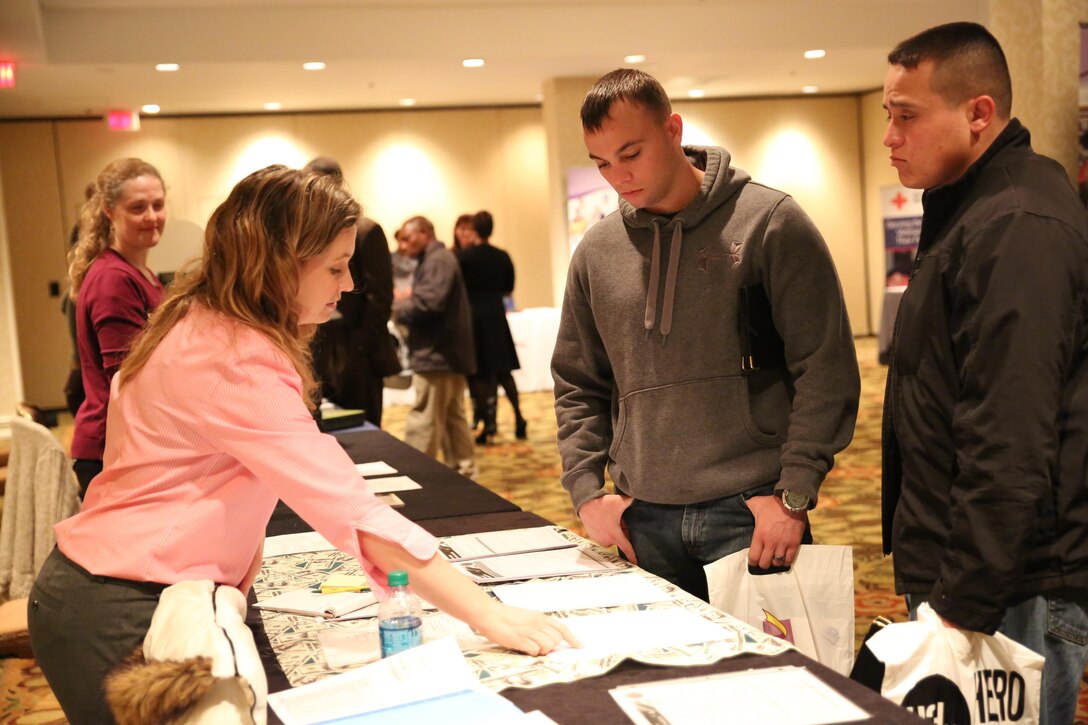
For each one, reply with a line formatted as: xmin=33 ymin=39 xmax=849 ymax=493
xmin=106 ymin=581 xmax=267 ymax=725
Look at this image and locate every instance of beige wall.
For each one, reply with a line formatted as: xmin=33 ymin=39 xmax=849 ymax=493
xmin=0 ymin=123 xmax=70 ymax=413
xmin=0 ymin=106 xmax=550 ymax=408
xmin=859 ymin=88 xmax=906 ymax=330
xmin=0 ymin=160 xmax=21 ymax=432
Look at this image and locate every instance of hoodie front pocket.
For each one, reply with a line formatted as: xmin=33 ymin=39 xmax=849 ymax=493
xmin=609 ymin=376 xmax=783 ymax=496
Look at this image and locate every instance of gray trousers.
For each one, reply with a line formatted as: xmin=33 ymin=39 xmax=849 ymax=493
xmin=27 ymin=548 xmax=165 ymax=725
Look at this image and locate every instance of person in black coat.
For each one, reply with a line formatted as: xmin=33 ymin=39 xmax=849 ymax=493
xmin=305 ymin=157 xmax=400 ymax=426
xmin=457 ymin=210 xmax=526 ymax=443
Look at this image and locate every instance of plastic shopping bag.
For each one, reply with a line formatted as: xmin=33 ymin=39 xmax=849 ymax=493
xmin=705 ymin=544 xmax=854 ymax=675
xmin=856 ymin=602 xmax=1043 ymax=724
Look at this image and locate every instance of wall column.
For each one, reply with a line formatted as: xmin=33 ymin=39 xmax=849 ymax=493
xmin=541 ymin=76 xmax=597 ymax=306
xmin=989 ymin=0 xmax=1088 ymax=179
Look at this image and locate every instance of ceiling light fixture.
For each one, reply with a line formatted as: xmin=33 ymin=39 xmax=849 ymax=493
xmin=462 ymin=58 xmax=485 ymax=68
xmin=263 ymin=102 xmax=282 ymax=111
xmin=803 ymin=49 xmax=826 ymax=59
xmin=688 ymin=89 xmax=706 ymax=98
xmin=801 ymin=85 xmax=819 ymax=94
xmin=155 ymin=63 xmax=180 ymax=72
xmin=624 ymin=54 xmax=646 ymax=64
xmin=141 ymin=104 xmax=160 ymax=114
xmin=303 ymin=61 xmax=326 ymax=71
xmin=399 ymin=98 xmax=416 ymax=107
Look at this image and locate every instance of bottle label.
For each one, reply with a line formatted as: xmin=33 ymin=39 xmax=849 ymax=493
xmin=379 ymin=617 xmax=422 ymax=658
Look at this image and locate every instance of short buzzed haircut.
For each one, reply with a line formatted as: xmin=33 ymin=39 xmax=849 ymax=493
xmin=581 ymin=68 xmax=672 ymax=132
xmin=888 ymin=21 xmax=1012 ymax=119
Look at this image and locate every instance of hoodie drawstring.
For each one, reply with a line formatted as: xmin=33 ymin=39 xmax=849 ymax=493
xmin=660 ymin=221 xmax=683 ymax=338
xmin=643 ymin=221 xmax=662 ymax=332
xmin=643 ymin=219 xmax=684 ymax=340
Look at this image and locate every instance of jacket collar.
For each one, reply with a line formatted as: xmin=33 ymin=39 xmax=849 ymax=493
xmin=918 ymin=119 xmax=1029 ymax=251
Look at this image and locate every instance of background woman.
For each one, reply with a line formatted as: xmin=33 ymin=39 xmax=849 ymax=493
xmin=452 ymin=213 xmax=478 ymax=253
xmin=458 ymin=210 xmax=526 ymax=443
xmin=68 ymin=158 xmax=166 ymax=497
xmin=28 ymin=166 xmax=574 ymax=724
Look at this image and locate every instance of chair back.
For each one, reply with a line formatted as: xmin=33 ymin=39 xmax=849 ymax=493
xmin=0 ymin=417 xmax=80 ymax=602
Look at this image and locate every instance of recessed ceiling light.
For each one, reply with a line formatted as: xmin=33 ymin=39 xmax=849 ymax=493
xmin=687 ymin=89 xmax=706 ymax=98
xmin=399 ymin=98 xmax=416 ymax=107
xmin=624 ymin=54 xmax=646 ymax=64
xmin=141 ymin=104 xmax=160 ymax=114
xmin=302 ymin=61 xmax=326 ymax=71
xmin=462 ymin=58 xmax=485 ymax=68
xmin=155 ymin=63 xmax=180 ymax=72
xmin=802 ymin=85 xmax=819 ymax=94
xmin=803 ymin=49 xmax=826 ymax=60
xmin=263 ymin=102 xmax=282 ymax=111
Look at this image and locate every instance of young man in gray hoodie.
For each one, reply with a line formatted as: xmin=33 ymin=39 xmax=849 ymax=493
xmin=552 ymin=69 xmax=859 ymax=601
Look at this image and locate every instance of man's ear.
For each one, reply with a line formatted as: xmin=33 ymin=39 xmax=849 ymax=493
xmin=666 ymin=113 xmax=684 ymax=144
xmin=966 ymin=95 xmax=996 ymax=134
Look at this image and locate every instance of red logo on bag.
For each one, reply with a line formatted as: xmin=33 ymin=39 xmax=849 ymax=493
xmin=761 ymin=609 xmax=794 ymax=644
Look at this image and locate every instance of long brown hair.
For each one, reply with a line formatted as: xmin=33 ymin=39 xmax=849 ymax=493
xmin=68 ymin=158 xmax=165 ymax=299
xmin=118 ymin=165 xmax=360 ymax=405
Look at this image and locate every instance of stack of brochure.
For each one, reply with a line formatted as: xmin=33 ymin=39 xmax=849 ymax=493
xmin=441 ymin=527 xmax=622 ymax=583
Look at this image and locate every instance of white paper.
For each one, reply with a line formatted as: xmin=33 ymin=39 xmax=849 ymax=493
xmin=367 ymin=475 xmax=421 ymax=494
xmin=491 ymin=573 xmax=671 ymax=612
xmin=268 ymin=637 xmax=484 ymax=725
xmin=454 ymin=547 xmax=619 ymax=583
xmin=546 ymin=608 xmax=731 ymax=663
xmin=327 ymin=596 xmax=437 ymax=622
xmin=437 ymin=526 xmax=575 ymax=561
xmin=263 ymin=531 xmax=335 ymax=557
xmin=318 ymin=612 xmax=490 ymax=668
xmin=355 ymin=461 xmax=398 ymax=477
xmin=376 ymin=493 xmax=404 ymax=507
xmin=609 ymin=665 xmax=869 ymax=725
xmin=254 ymin=588 xmax=377 ymax=618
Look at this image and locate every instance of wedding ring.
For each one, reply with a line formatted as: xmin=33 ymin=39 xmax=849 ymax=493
xmin=772 ymin=555 xmax=785 ymax=562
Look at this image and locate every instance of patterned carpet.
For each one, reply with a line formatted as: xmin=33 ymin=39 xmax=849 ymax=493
xmin=2 ymin=336 xmax=1086 ymax=723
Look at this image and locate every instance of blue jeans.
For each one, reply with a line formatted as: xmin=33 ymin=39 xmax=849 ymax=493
xmin=622 ymin=483 xmax=812 ymax=602
xmin=906 ymin=591 xmax=1088 ymax=725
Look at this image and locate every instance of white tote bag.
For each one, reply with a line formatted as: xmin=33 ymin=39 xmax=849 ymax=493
xmin=862 ymin=602 xmax=1043 ymax=725
xmin=705 ymin=544 xmax=855 ymax=675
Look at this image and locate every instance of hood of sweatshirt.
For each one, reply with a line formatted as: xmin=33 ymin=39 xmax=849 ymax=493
xmin=618 ymin=146 xmax=750 ymax=339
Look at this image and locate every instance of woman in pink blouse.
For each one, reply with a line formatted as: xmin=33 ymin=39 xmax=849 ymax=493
xmin=68 ymin=158 xmax=167 ymax=497
xmin=30 ymin=166 xmax=576 ymax=724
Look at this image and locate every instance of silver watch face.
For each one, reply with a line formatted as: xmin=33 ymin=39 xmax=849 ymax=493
xmin=782 ymin=490 xmax=809 ymax=511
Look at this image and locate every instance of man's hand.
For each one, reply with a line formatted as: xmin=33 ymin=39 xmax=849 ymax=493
xmin=745 ymin=495 xmax=806 ymax=569
xmin=578 ymin=494 xmax=637 ymax=563
xmin=393 ymin=286 xmax=413 ymax=301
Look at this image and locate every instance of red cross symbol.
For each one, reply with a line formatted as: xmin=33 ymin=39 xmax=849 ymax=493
xmin=891 ymin=192 xmax=907 ymax=210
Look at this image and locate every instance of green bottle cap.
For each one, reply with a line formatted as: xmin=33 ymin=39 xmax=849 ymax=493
xmin=387 ymin=570 xmax=409 ymax=587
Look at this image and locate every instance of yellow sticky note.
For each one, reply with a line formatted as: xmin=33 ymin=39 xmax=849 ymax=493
xmin=320 ymin=574 xmax=369 ymax=594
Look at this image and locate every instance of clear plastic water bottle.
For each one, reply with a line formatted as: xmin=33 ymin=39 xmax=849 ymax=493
xmin=378 ymin=569 xmax=422 ymax=658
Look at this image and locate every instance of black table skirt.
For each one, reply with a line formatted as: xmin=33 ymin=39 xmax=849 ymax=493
xmin=266 ymin=429 xmax=519 ymax=537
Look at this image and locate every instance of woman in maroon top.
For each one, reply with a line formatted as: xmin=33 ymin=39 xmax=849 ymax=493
xmin=68 ymin=158 xmax=166 ymax=497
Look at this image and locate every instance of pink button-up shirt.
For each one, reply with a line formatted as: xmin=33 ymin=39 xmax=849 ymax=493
xmin=56 ymin=305 xmax=437 ymax=591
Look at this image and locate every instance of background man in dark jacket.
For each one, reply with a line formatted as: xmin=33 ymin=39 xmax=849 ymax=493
xmin=393 ymin=215 xmax=477 ymax=477
xmin=881 ymin=22 xmax=1088 ymax=723
xmin=304 ymin=157 xmax=400 ymax=426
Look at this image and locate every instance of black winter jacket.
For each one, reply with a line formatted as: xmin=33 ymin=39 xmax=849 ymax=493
xmin=882 ymin=120 xmax=1088 ymax=633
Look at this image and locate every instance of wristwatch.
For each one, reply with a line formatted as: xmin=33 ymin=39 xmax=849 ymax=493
xmin=780 ymin=489 xmax=810 ymax=513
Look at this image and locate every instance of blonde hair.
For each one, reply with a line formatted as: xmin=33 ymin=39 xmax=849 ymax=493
xmin=68 ymin=158 xmax=164 ymax=299
xmin=118 ymin=165 xmax=360 ymax=406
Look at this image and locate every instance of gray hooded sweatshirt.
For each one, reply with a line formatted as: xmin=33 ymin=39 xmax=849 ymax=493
xmin=552 ymin=146 xmax=859 ymax=513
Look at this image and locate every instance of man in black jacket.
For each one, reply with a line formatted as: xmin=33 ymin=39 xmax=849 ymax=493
xmin=393 ymin=215 xmax=477 ymax=477
xmin=881 ymin=22 xmax=1088 ymax=723
xmin=304 ymin=157 xmax=400 ymax=426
